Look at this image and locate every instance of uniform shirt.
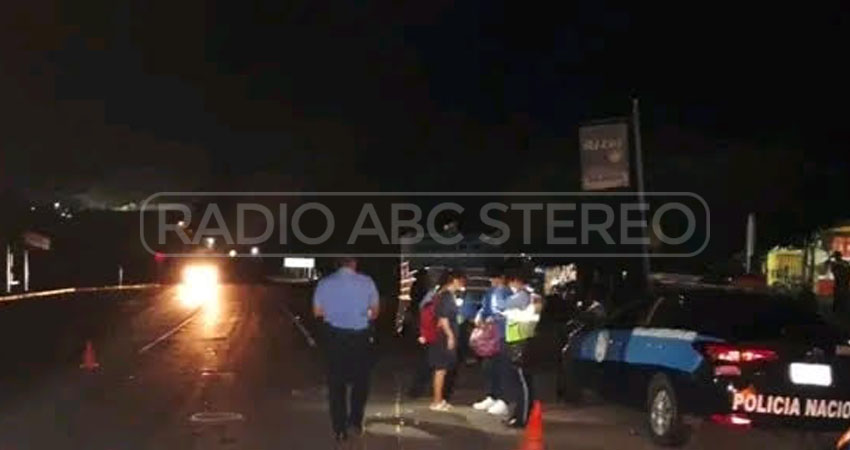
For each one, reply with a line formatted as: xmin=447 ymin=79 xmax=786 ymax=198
xmin=476 ymin=285 xmax=511 ymax=321
xmin=505 ymin=287 xmax=531 ymax=311
xmin=312 ymin=267 xmax=379 ymax=330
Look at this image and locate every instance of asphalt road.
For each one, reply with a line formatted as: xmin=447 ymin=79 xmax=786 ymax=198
xmin=0 ymin=285 xmax=841 ymax=449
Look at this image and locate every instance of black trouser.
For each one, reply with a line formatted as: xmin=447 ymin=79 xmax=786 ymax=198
xmin=503 ymin=343 xmax=534 ymax=426
xmin=505 ymin=365 xmax=534 ymax=426
xmin=325 ymin=325 xmax=372 ymax=434
xmin=483 ymin=346 xmax=508 ymax=399
xmin=835 ymin=289 xmax=848 ymax=314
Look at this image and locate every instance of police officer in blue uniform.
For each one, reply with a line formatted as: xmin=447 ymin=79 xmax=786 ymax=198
xmin=312 ymin=257 xmax=380 ymax=443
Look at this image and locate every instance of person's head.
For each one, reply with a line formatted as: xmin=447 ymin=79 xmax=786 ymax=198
xmin=508 ymin=275 xmax=526 ymax=292
xmin=337 ymin=257 xmax=358 ymax=271
xmin=438 ymin=270 xmax=467 ymax=294
xmin=489 ymin=272 xmax=506 ymax=287
xmin=833 ymin=251 xmax=844 ymax=261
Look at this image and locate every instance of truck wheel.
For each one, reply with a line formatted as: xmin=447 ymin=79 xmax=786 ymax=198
xmin=647 ymin=373 xmax=686 ymax=446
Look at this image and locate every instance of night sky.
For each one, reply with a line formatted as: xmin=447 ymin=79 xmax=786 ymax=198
xmin=1 ymin=1 xmax=848 ymax=259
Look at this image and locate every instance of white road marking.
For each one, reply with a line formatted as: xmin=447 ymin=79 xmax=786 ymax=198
xmin=0 ymin=284 xmax=159 ymax=303
xmin=189 ymin=411 xmax=245 ymax=424
xmin=277 ymin=304 xmax=317 ymax=347
xmin=138 ymin=309 xmax=200 ymax=354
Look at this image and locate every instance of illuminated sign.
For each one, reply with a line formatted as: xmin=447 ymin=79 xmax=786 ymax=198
xmin=284 ymin=257 xmax=315 ymax=269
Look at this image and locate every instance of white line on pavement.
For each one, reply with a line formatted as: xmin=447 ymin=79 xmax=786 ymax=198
xmin=0 ymin=284 xmax=159 ymax=303
xmin=138 ymin=309 xmax=200 ymax=354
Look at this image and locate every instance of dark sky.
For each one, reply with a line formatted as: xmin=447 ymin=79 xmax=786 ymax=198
xmin=1 ymin=1 xmax=848 ymax=256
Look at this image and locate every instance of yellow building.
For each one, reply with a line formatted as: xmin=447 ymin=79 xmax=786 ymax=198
xmin=765 ymin=247 xmax=804 ymax=288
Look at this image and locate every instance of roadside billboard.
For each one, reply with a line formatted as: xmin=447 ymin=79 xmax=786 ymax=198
xmin=579 ymin=122 xmax=631 ymax=191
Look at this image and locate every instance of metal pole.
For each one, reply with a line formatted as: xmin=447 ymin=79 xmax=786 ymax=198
xmin=23 ymin=249 xmax=29 ymax=292
xmin=5 ymin=245 xmax=9 ymax=294
xmin=632 ymin=98 xmax=652 ymax=292
xmin=745 ymin=213 xmax=756 ymax=273
xmin=119 ymin=265 xmax=124 ymax=287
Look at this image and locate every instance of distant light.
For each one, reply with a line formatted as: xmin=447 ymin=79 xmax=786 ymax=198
xmin=30 ymin=206 xmax=36 ymax=212
xmin=228 ymin=249 xmax=237 ymax=258
xmin=53 ymin=202 xmax=60 ymax=209
xmin=205 ymin=237 xmax=215 ymax=248
xmin=178 ymin=220 xmax=186 ymax=228
xmin=250 ymin=246 xmax=260 ymax=256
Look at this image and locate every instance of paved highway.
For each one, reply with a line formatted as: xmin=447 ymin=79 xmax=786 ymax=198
xmin=0 ymin=285 xmax=838 ymax=449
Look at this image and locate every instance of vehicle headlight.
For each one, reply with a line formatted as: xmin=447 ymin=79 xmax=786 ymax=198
xmin=179 ymin=265 xmax=219 ymax=307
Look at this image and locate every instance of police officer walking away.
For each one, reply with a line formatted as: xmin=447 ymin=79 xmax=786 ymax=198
xmin=312 ymin=257 xmax=380 ymax=443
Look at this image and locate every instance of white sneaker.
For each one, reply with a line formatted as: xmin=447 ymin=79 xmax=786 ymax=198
xmin=429 ymin=400 xmax=452 ymax=412
xmin=473 ymin=396 xmax=496 ymax=411
xmin=486 ymin=399 xmax=509 ymax=416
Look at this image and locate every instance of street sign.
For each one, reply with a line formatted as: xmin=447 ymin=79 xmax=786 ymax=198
xmin=579 ymin=122 xmax=631 ymax=191
xmin=22 ymin=231 xmax=51 ymax=250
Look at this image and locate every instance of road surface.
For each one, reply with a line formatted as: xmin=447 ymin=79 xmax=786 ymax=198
xmin=0 ymin=285 xmax=840 ymax=449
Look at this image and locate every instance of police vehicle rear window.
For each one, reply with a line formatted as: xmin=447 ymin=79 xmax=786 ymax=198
xmin=673 ymin=292 xmax=825 ymax=341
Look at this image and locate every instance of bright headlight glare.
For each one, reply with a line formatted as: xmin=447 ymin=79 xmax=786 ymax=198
xmin=179 ymin=265 xmax=219 ymax=307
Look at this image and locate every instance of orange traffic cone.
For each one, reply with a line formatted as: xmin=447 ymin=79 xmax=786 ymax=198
xmin=517 ymin=401 xmax=544 ymax=450
xmin=80 ymin=340 xmax=100 ymax=370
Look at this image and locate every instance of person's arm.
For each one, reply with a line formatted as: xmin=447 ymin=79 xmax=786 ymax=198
xmin=436 ymin=294 xmax=456 ymax=350
xmin=493 ymin=289 xmax=508 ymax=315
xmin=367 ymin=278 xmax=380 ymax=320
xmin=438 ymin=317 xmax=456 ymax=350
xmin=312 ymin=282 xmax=325 ymax=318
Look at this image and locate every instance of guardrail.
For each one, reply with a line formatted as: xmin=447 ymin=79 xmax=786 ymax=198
xmin=0 ymin=283 xmax=160 ymax=303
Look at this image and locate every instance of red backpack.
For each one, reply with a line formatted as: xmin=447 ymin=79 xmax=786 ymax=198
xmin=419 ymin=299 xmax=439 ymax=344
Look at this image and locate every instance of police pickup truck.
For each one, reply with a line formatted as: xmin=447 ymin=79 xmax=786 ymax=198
xmin=559 ymin=285 xmax=850 ymax=447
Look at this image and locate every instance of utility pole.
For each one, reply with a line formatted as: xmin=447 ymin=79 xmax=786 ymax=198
xmin=5 ymin=245 xmax=13 ymax=293
xmin=632 ymin=98 xmax=652 ymax=292
xmin=745 ymin=213 xmax=756 ymax=274
xmin=23 ymin=249 xmax=29 ymax=292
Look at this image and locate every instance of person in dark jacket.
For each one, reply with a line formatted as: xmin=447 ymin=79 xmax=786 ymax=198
xmin=830 ymin=251 xmax=850 ymax=315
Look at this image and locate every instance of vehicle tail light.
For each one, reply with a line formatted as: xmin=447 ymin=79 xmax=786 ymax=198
xmin=710 ymin=413 xmax=752 ymax=428
xmin=701 ymin=343 xmax=778 ymax=364
xmin=714 ymin=365 xmax=742 ymax=377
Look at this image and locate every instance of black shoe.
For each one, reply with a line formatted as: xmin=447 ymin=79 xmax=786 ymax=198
xmin=348 ymin=422 xmax=365 ymax=436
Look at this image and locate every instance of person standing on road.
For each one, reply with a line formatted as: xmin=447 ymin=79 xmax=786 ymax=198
xmin=472 ymin=270 xmax=511 ymax=414
xmin=312 ymin=257 xmax=380 ymax=443
xmin=406 ymin=283 xmax=440 ymax=398
xmin=429 ymin=270 xmax=466 ymax=411
xmin=502 ymin=274 xmax=536 ymax=427
xmin=830 ymin=251 xmax=850 ymax=315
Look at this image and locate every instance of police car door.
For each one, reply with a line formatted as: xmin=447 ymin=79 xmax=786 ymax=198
xmin=622 ymin=295 xmax=702 ymax=399
xmin=581 ymin=299 xmax=654 ymax=397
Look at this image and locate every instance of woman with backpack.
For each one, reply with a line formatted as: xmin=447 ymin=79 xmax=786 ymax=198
xmin=426 ymin=270 xmax=466 ymax=411
xmin=406 ymin=283 xmax=439 ymax=399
